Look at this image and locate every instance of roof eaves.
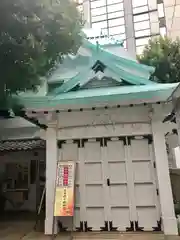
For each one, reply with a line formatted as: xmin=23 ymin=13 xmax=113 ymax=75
xmin=51 ymin=55 xmax=99 ymax=94
xmin=16 ymin=110 xmax=47 ymax=130
xmin=0 ymin=139 xmax=45 ymax=152
xmin=18 ymin=83 xmax=178 ymax=110
xmin=167 ymin=82 xmax=180 ymax=101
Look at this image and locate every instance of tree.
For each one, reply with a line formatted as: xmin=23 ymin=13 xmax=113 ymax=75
xmin=0 ymin=0 xmax=82 ymax=108
xmin=137 ymin=36 xmax=180 ymax=84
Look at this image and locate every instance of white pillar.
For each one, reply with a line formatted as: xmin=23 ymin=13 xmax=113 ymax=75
xmin=45 ymin=127 xmax=58 ymax=235
xmin=152 ymin=120 xmax=178 ymax=235
xmin=175 ymin=107 xmax=180 ymax=146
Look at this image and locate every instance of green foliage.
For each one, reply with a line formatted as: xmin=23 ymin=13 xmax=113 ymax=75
xmin=0 ymin=0 xmax=82 ymax=108
xmin=137 ymin=36 xmax=180 ymax=83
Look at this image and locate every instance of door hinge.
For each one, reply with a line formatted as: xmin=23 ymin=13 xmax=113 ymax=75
xmin=126 ymin=221 xmax=134 ymax=232
xmin=100 ymin=221 xmax=109 ymax=231
xmin=57 ymin=140 xmax=66 ymax=149
xmin=109 ymin=221 xmax=118 ymax=231
xmin=156 ymin=189 xmax=159 ymax=195
xmin=84 ymin=221 xmax=92 ymax=232
xmin=147 ymin=135 xmax=153 ymax=144
xmin=135 ymin=221 xmax=144 ymax=232
xmin=76 ymin=221 xmax=84 ymax=232
xmin=153 ymin=162 xmax=156 ymax=168
xmin=152 ymin=219 xmax=162 ymax=232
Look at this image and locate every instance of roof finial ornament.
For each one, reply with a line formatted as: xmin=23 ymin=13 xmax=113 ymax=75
xmin=96 ymin=40 xmax=100 ymax=52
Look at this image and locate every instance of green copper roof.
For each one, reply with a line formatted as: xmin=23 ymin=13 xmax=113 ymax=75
xmin=16 ymin=38 xmax=179 ymax=110
xmin=50 ymin=39 xmax=155 ymax=95
xmin=49 ymin=39 xmax=154 ymax=82
xmin=17 ymin=83 xmax=179 ymax=110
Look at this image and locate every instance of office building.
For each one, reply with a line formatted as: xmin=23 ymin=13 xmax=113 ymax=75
xmin=75 ymin=0 xmax=180 ymax=55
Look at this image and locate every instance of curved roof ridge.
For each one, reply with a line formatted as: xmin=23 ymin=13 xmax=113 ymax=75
xmin=83 ymin=39 xmax=154 ymax=71
xmin=16 ymin=82 xmax=179 ymax=110
xmin=102 ymin=59 xmax=155 ymax=85
xmin=50 ymin=38 xmax=157 ymax=94
xmin=52 ymin=57 xmax=98 ymax=95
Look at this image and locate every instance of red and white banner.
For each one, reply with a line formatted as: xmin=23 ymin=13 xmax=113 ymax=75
xmin=54 ymin=161 xmax=75 ymax=216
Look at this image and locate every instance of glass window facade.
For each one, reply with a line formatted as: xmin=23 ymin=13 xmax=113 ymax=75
xmin=76 ymin=0 xmax=167 ymax=55
xmin=90 ymin=0 xmax=126 ymax=40
xmin=132 ymin=0 xmax=166 ymax=54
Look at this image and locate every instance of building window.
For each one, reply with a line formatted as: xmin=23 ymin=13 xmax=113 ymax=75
xmin=107 ymin=0 xmax=123 ymax=4
xmin=132 ymin=0 xmax=148 ymax=8
xmin=134 ymin=20 xmax=150 ymax=31
xmin=92 ymin=14 xmax=107 ymax=22
xmin=90 ymin=0 xmax=126 ymax=40
xmin=107 ymin=3 xmax=124 ymax=13
xmin=136 ymin=37 xmax=150 ymax=46
xmin=109 ymin=25 xmax=125 ymax=34
xmin=89 ymin=0 xmax=166 ymax=54
xmin=108 ymin=17 xmax=125 ymax=27
xmin=91 ymin=0 xmax=106 ymax=9
xmin=92 ymin=21 xmax=108 ymax=29
xmin=135 ymin=29 xmax=151 ymax=38
xmin=108 ymin=11 xmax=124 ymax=19
xmin=91 ymin=6 xmax=107 ymax=16
xmin=132 ymin=0 xmax=166 ymax=54
xmin=134 ymin=13 xmax=149 ymax=22
xmin=133 ymin=6 xmax=149 ymax=14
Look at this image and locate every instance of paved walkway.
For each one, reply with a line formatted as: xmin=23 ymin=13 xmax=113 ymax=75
xmin=22 ymin=232 xmax=180 ymax=240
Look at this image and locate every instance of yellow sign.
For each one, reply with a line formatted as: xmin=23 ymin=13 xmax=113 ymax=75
xmin=54 ymin=161 xmax=75 ymax=217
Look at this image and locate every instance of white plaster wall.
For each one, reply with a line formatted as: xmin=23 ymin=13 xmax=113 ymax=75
xmin=56 ymin=106 xmax=153 ymax=140
xmin=0 ymin=150 xmax=45 ymax=212
xmin=55 ymin=105 xmax=176 ymax=140
xmin=57 ymin=105 xmax=151 ymax=129
xmin=57 ymin=123 xmax=151 ymax=140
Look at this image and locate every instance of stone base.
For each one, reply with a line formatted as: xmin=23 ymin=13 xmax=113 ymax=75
xmin=162 ymin=217 xmax=178 ymax=236
xmin=55 ymin=232 xmax=179 ymax=240
xmin=44 ymin=217 xmax=58 ymax=235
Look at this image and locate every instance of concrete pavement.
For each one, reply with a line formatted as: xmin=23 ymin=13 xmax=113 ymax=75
xmin=22 ymin=232 xmax=180 ymax=240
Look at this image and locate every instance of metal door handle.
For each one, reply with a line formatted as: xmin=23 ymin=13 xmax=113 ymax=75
xmin=107 ymin=178 xmax=110 ymax=186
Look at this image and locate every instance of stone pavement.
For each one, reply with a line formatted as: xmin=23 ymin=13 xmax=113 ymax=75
xmin=22 ymin=232 xmax=180 ymax=240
